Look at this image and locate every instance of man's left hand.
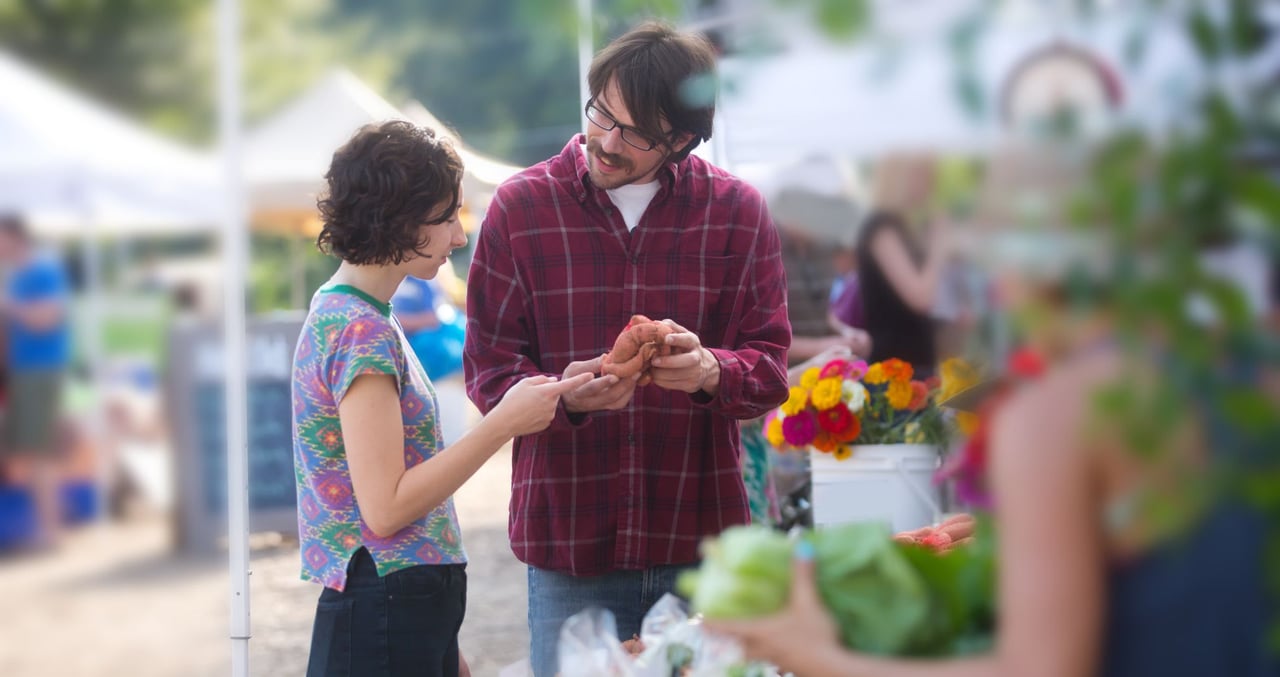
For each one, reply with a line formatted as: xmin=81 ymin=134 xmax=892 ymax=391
xmin=648 ymin=320 xmax=721 ymax=396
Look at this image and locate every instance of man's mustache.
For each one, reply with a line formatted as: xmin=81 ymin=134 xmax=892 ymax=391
xmin=586 ymin=139 xmax=631 ymax=172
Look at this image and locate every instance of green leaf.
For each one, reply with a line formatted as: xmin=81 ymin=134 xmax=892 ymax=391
xmin=1235 ymin=171 xmax=1280 ymax=231
xmin=813 ymin=0 xmax=871 ymax=42
xmin=1221 ymin=389 xmax=1280 ymax=433
xmin=1197 ymin=274 xmax=1253 ymax=332
xmin=1227 ymin=0 xmax=1269 ymax=56
xmin=1187 ymin=7 xmax=1222 ymax=61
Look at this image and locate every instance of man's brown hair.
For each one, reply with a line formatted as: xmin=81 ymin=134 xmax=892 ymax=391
xmin=588 ymin=21 xmax=717 ymax=162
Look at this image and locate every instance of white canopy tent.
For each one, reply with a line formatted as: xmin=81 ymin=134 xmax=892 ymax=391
xmin=243 ymin=69 xmax=523 ymax=308
xmin=245 ymin=69 xmax=520 ymax=225
xmin=0 ymin=50 xmax=222 ymax=534
xmin=713 ymin=2 xmax=1209 ymax=170
xmin=0 ymin=51 xmax=220 ymax=237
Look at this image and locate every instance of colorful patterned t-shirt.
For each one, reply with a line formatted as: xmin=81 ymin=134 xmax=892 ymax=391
xmin=292 ymin=284 xmax=466 ymax=591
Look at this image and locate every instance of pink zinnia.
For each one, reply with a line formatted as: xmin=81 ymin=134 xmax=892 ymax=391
xmin=845 ymin=359 xmax=869 ymax=380
xmin=781 ymin=410 xmax=818 ymax=447
xmin=820 ymin=359 xmax=849 ymax=379
xmin=907 ymin=380 xmax=930 ymax=411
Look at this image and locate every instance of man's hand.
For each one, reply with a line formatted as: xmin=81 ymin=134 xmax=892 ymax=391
xmin=560 ymin=356 xmax=642 ymax=413
xmin=648 ymin=320 xmax=721 ymax=396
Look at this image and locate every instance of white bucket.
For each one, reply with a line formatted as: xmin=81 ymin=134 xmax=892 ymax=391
xmin=810 ymin=444 xmax=942 ymax=533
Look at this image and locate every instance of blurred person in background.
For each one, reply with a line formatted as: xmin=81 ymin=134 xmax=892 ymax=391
xmin=768 ymin=186 xmax=870 ymax=360
xmin=464 ymin=22 xmax=791 ymax=676
xmin=759 ymin=197 xmax=872 ymax=529
xmin=828 ymin=243 xmax=867 ymax=336
xmin=709 ymin=231 xmax=1279 ymax=677
xmin=392 ymin=274 xmax=466 ymax=382
xmin=0 ymin=212 xmax=71 ymax=550
xmin=856 ymin=153 xmax=956 ymax=379
xmin=294 ymin=120 xmax=589 ymax=677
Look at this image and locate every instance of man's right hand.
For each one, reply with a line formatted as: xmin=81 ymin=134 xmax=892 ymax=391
xmin=560 ymin=356 xmax=641 ymax=413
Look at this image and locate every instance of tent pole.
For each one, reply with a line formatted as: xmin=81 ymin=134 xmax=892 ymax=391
xmin=577 ymin=0 xmax=593 ymax=135
xmin=77 ymin=183 xmax=109 ymax=525
xmin=291 ymin=234 xmax=306 ymax=310
xmin=218 ymin=0 xmax=251 ymax=675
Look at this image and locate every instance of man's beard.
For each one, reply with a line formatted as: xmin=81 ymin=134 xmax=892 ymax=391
xmin=586 ymin=138 xmax=637 ymax=185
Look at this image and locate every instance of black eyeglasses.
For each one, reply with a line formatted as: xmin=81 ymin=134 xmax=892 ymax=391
xmin=584 ymin=100 xmax=663 ymax=152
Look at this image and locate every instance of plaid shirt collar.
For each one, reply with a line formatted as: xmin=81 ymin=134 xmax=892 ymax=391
xmin=562 ymin=133 xmax=684 ymax=203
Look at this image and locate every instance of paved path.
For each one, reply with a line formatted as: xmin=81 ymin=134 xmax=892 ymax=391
xmin=0 ymin=444 xmax=528 ymax=677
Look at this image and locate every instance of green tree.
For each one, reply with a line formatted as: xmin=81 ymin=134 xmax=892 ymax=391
xmin=0 ymin=0 xmax=394 ymax=143
xmin=332 ymin=0 xmax=686 ymax=165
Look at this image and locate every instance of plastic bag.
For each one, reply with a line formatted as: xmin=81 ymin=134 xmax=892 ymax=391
xmin=557 ymin=595 xmax=781 ymax=677
xmin=557 ymin=607 xmax=634 ymax=677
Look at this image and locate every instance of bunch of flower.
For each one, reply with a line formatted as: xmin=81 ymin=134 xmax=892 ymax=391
xmin=764 ymin=357 xmax=954 ymax=460
xmin=936 ymin=349 xmax=1045 ymax=508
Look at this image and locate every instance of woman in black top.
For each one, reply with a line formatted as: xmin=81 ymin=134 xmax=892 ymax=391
xmin=855 ymin=209 xmax=952 ymax=377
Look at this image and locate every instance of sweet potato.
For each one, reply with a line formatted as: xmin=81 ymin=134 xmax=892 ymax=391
xmin=601 ymin=314 xmax=680 ymax=384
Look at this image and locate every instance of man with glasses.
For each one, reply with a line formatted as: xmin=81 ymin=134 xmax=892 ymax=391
xmin=463 ymin=22 xmax=791 ymax=676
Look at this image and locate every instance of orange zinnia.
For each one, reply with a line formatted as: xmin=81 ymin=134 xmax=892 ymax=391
xmin=881 ymin=358 xmax=914 ymax=383
xmin=811 ymin=430 xmax=838 ymax=452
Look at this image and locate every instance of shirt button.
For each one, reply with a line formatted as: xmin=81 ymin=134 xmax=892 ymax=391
xmin=630 ymin=256 xmax=639 ymax=265
xmin=628 ymin=434 xmax=635 ymax=445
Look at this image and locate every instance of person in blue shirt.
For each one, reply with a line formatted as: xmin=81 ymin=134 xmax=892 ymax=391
xmin=0 ymin=213 xmax=71 ymax=548
xmin=392 ymin=275 xmax=465 ymax=381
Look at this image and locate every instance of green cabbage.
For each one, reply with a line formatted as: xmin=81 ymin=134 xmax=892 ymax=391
xmin=676 ymin=525 xmax=792 ymax=618
xmin=679 ymin=521 xmax=996 ymax=657
xmin=811 ymin=523 xmax=929 ymax=654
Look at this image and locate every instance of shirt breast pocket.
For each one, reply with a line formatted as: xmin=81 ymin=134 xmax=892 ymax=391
xmin=641 ymin=254 xmax=737 ymax=332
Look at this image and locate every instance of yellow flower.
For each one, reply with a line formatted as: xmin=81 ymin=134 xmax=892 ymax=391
xmin=864 ymin=363 xmax=888 ymax=385
xmin=780 ymin=386 xmax=809 ymax=416
xmin=940 ymin=357 xmax=979 ymax=402
xmin=887 ymin=379 xmax=913 ymax=409
xmin=956 ymin=411 xmax=980 ymax=436
xmin=765 ymin=416 xmax=787 ymax=446
xmin=810 ymin=377 xmax=844 ymax=410
xmin=799 ymin=367 xmax=822 ymax=390
xmin=833 ymin=445 xmax=853 ymax=461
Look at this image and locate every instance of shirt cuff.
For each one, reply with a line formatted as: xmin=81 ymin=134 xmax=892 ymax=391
xmin=549 ymin=399 xmax=594 ymax=432
xmin=690 ymin=348 xmax=740 ymax=409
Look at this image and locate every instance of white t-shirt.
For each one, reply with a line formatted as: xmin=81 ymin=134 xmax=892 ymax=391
xmin=606 ymin=180 xmax=660 ymax=232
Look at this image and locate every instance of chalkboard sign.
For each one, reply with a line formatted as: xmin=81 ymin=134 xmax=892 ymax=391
xmin=194 ymin=380 xmax=296 ymax=513
xmin=169 ymin=313 xmax=305 ymax=553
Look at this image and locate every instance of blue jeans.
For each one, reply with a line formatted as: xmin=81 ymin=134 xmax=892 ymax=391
xmin=527 ymin=564 xmax=692 ymax=677
xmin=306 ymin=548 xmax=467 ymax=677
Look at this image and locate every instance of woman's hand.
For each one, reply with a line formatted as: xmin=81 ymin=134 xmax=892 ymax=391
xmin=491 ymin=373 xmax=593 ymax=436
xmin=893 ymin=513 xmax=978 ymax=551
xmin=704 ymin=543 xmax=844 ymax=675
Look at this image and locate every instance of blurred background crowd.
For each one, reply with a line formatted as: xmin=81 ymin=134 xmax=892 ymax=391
xmin=0 ymin=0 xmax=1276 ymax=675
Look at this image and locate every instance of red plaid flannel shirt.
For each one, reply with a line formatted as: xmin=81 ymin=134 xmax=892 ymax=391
xmin=464 ymin=136 xmax=791 ymax=575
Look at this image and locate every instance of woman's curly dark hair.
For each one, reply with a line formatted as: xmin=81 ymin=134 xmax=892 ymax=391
xmin=316 ymin=120 xmax=464 ymax=265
